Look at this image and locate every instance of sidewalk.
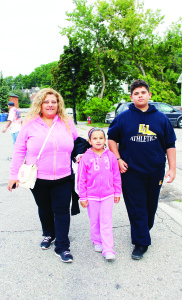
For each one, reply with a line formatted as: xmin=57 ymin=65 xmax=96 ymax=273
xmin=0 ymin=121 xmax=182 ymax=300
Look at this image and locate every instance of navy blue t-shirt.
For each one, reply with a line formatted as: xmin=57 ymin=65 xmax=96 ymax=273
xmin=108 ymin=103 xmax=176 ymax=177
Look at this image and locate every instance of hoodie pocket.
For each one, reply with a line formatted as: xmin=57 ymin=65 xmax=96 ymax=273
xmin=108 ymin=178 xmax=114 ymax=189
xmin=87 ymin=180 xmax=95 ymax=189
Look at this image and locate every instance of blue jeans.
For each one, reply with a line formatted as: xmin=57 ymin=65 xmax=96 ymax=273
xmin=11 ymin=131 xmax=19 ymax=146
xmin=31 ymin=176 xmax=73 ymax=253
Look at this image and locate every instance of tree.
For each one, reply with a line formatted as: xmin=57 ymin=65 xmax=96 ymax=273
xmin=83 ymin=96 xmax=113 ymax=123
xmin=97 ymin=0 xmax=182 ymax=104
xmin=13 ymin=89 xmax=31 ymax=108
xmin=97 ymin=0 xmax=164 ymax=76
xmin=4 ymin=62 xmax=57 ymax=90
xmin=51 ymin=43 xmax=92 ymax=118
xmin=0 ymin=73 xmax=10 ymax=111
xmin=32 ymin=62 xmax=57 ymax=87
xmin=60 ymin=0 xmax=126 ymax=99
xmin=14 ymin=74 xmax=24 ymax=89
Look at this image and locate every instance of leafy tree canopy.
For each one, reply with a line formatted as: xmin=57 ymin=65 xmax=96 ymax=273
xmin=4 ymin=62 xmax=57 ymax=90
xmin=0 ymin=74 xmax=10 ymax=111
xmin=51 ymin=42 xmax=92 ymax=114
xmin=59 ymin=0 xmax=182 ymax=107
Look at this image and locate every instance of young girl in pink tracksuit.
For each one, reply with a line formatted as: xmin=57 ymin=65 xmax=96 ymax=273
xmin=77 ymin=128 xmax=121 ymax=260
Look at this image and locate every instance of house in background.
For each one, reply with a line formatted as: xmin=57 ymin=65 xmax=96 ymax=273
xmin=22 ymin=87 xmax=40 ymax=102
xmin=8 ymin=93 xmax=19 ymax=108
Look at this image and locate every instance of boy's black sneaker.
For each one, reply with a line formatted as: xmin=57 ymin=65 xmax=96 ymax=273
xmin=132 ymin=245 xmax=148 ymax=260
xmin=40 ymin=236 xmax=55 ymax=250
xmin=55 ymin=250 xmax=73 ymax=263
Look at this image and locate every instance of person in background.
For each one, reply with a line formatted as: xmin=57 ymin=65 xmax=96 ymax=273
xmin=108 ymin=79 xmax=176 ymax=260
xmin=77 ymin=128 xmax=121 ymax=260
xmin=2 ymin=101 xmax=22 ymax=146
xmin=7 ymin=88 xmax=78 ymax=263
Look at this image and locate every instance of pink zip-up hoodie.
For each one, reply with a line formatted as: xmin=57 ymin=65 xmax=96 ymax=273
xmin=77 ymin=148 xmax=121 ymax=202
xmin=10 ymin=115 xmax=78 ymax=180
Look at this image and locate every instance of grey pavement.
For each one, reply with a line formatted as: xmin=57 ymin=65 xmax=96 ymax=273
xmin=0 ymin=121 xmax=182 ymax=300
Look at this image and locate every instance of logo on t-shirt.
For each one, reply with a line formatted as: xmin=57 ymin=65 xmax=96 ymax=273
xmin=14 ymin=109 xmax=22 ymax=124
xmin=8 ymin=107 xmax=22 ymax=133
xmin=130 ymin=124 xmax=157 ymax=142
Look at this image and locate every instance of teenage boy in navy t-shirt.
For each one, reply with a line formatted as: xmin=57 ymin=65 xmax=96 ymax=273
xmin=108 ymin=79 xmax=176 ymax=260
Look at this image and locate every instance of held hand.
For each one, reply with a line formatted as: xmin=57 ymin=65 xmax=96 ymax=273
xmin=118 ymin=159 xmax=128 ymax=173
xmin=114 ymin=197 xmax=120 ymax=203
xmin=7 ymin=180 xmax=19 ymax=192
xmin=75 ymin=154 xmax=83 ymax=163
xmin=164 ymin=169 xmax=176 ymax=183
xmin=80 ymin=200 xmax=89 ymax=208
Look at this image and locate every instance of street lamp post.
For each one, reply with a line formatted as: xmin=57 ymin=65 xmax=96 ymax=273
xmin=0 ymin=71 xmax=2 ymax=85
xmin=71 ymin=67 xmax=77 ymax=124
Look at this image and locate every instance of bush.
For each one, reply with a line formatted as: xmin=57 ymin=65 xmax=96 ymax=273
xmin=84 ymin=97 xmax=112 ymax=123
xmin=19 ymin=103 xmax=30 ymax=108
xmin=0 ymin=85 xmax=9 ymax=111
xmin=76 ymin=111 xmax=87 ymax=121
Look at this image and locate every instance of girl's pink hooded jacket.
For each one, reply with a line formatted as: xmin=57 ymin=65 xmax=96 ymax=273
xmin=10 ymin=115 xmax=78 ymax=180
xmin=77 ymin=148 xmax=121 ymax=202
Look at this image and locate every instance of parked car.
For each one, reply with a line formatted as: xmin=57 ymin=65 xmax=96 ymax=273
xmin=115 ymin=102 xmax=182 ymax=128
xmin=105 ymin=102 xmax=125 ymax=124
xmin=105 ymin=110 xmax=115 ymax=124
xmin=66 ymin=108 xmax=73 ymax=118
xmin=115 ymin=102 xmax=131 ymax=117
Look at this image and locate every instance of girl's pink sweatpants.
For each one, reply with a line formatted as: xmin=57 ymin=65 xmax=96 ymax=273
xmin=87 ymin=196 xmax=115 ymax=256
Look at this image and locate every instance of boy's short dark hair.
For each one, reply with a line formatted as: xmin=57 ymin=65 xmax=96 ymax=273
xmin=130 ymin=79 xmax=149 ymax=95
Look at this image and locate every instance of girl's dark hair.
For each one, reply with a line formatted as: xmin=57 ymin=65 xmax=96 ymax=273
xmin=131 ymin=79 xmax=149 ymax=95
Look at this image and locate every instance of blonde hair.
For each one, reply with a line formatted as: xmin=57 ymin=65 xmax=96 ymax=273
xmin=25 ymin=88 xmax=71 ymax=132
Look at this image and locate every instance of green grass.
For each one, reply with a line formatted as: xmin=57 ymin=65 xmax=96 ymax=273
xmin=86 ymin=122 xmax=109 ymax=128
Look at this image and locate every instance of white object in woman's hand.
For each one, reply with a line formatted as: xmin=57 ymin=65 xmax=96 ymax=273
xmin=75 ymin=154 xmax=83 ymax=163
xmin=164 ymin=176 xmax=170 ymax=183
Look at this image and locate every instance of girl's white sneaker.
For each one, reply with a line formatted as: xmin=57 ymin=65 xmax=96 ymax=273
xmin=104 ymin=252 xmax=116 ymax=260
xmin=94 ymin=244 xmax=103 ymax=252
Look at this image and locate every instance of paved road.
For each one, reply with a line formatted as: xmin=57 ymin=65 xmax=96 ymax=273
xmin=0 ymin=121 xmax=182 ymax=300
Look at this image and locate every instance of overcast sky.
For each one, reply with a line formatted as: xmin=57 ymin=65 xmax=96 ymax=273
xmin=0 ymin=0 xmax=181 ymax=78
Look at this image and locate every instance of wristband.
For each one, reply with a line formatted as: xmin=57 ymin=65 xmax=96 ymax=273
xmin=117 ymin=158 xmax=122 ymax=160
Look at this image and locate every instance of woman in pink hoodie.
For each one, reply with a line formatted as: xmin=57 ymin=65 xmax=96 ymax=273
xmin=7 ymin=88 xmax=78 ymax=263
xmin=77 ymin=128 xmax=121 ymax=260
